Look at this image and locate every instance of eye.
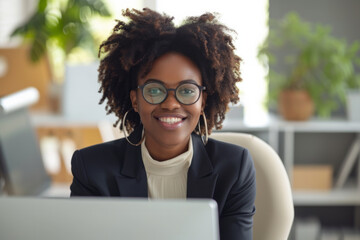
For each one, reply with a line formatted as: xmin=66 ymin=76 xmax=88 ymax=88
xmin=148 ymin=87 xmax=162 ymax=95
xmin=180 ymin=88 xmax=195 ymax=95
xmin=178 ymin=84 xmax=198 ymax=96
xmin=144 ymin=83 xmax=166 ymax=96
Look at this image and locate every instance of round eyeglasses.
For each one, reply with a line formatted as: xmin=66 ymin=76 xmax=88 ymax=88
xmin=138 ymin=81 xmax=206 ymax=105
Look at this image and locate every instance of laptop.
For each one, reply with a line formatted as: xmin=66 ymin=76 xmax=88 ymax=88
xmin=0 ymin=197 xmax=220 ymax=240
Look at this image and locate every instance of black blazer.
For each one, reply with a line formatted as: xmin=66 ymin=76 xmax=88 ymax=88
xmin=70 ymin=129 xmax=256 ymax=240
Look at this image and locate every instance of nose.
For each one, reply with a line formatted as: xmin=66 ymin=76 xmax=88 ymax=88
xmin=160 ymin=91 xmax=181 ymax=110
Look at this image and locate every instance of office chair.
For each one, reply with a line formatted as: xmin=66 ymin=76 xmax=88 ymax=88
xmin=211 ymin=132 xmax=294 ymax=240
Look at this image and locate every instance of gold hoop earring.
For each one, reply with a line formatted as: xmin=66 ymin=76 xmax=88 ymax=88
xmin=197 ymin=112 xmax=208 ymax=145
xmin=122 ymin=109 xmax=144 ymax=146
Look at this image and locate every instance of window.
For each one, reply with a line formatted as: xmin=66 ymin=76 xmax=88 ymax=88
xmin=156 ymin=0 xmax=269 ymax=125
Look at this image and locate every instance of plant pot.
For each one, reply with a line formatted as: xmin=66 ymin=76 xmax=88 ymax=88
xmin=346 ymin=89 xmax=360 ymax=121
xmin=278 ymin=90 xmax=314 ymax=121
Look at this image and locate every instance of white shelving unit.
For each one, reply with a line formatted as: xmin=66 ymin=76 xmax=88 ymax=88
xmin=278 ymin=119 xmax=360 ymax=207
xmin=293 ymin=187 xmax=360 ymax=206
xmin=221 ymin=116 xmax=360 ymax=207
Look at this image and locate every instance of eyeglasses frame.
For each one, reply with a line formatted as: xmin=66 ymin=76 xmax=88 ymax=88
xmin=137 ymin=80 xmax=206 ymax=105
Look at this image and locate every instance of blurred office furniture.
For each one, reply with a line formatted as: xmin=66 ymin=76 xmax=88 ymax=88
xmin=0 ymin=88 xmax=51 ymax=195
xmin=29 ymin=62 xmax=115 ymax=183
xmin=0 ymin=88 xmax=70 ymax=196
xmin=292 ymin=218 xmax=321 ymax=240
xmin=62 ymin=63 xmax=116 ymax=122
xmin=97 ymin=120 xmax=124 ymax=142
xmin=265 ymin=4 xmax=360 ymax=232
xmin=30 ymin=63 xmax=115 ymax=183
xmin=220 ymin=118 xmax=360 ymax=234
xmin=0 ymin=47 xmax=52 ymax=111
xmin=211 ymin=132 xmax=294 ymax=240
xmin=35 ymin=124 xmax=103 ymax=183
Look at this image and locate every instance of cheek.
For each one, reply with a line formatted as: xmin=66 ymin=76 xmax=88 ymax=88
xmin=136 ymin=97 xmax=155 ymax=120
xmin=196 ymin=95 xmax=205 ymax=113
xmin=189 ymin=102 xmax=203 ymax=120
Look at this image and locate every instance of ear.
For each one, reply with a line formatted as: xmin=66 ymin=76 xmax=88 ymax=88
xmin=130 ymin=90 xmax=138 ymax=112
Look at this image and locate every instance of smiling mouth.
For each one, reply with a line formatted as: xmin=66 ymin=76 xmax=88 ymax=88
xmin=158 ymin=117 xmax=184 ymax=124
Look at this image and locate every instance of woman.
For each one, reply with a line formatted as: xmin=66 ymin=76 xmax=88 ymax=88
xmin=70 ymin=8 xmax=256 ymax=239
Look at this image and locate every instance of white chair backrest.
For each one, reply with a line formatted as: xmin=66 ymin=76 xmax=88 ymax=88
xmin=98 ymin=120 xmax=124 ymax=142
xmin=211 ymin=132 xmax=294 ymax=240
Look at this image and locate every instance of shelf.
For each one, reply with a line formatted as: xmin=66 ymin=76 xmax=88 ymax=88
xmin=30 ymin=113 xmax=106 ymax=127
xmin=293 ymin=187 xmax=360 ymax=206
xmin=221 ymin=114 xmax=360 ymax=132
xmin=221 ymin=119 xmax=270 ymax=132
xmin=277 ymin=119 xmax=360 ymax=133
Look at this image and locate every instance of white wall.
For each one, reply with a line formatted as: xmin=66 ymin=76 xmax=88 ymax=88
xmin=0 ymin=0 xmax=37 ymax=46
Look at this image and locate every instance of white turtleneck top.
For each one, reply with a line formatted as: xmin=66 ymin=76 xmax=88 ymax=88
xmin=141 ymin=137 xmax=193 ymax=199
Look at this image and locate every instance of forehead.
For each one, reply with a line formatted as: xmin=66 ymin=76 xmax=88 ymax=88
xmin=138 ymin=52 xmax=202 ymax=86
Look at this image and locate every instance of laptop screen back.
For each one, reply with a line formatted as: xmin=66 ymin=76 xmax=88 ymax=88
xmin=0 ymin=197 xmax=220 ymax=240
xmin=0 ymin=108 xmax=51 ymax=195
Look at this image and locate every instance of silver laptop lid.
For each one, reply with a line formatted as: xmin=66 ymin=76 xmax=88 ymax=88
xmin=0 ymin=197 xmax=219 ymax=240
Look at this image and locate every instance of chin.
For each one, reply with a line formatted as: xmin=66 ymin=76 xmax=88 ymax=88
xmin=158 ymin=133 xmax=191 ymax=146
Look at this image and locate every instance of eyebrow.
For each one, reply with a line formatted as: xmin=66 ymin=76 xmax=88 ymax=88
xmin=144 ymin=78 xmax=199 ymax=85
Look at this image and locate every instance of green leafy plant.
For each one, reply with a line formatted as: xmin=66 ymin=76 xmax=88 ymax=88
xmin=258 ymin=12 xmax=360 ymax=117
xmin=11 ymin=0 xmax=111 ymax=62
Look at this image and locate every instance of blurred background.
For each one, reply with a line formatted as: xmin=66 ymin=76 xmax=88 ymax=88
xmin=0 ymin=0 xmax=360 ymax=239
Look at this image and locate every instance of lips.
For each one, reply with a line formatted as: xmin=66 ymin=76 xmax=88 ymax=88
xmin=158 ymin=117 xmax=182 ymax=124
xmin=154 ymin=114 xmax=187 ymax=129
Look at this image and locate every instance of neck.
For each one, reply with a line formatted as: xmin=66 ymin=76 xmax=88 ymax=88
xmin=144 ymin=136 xmax=190 ymax=161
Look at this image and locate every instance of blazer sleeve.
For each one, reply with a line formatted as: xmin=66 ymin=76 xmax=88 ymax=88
xmin=70 ymin=150 xmax=99 ymax=196
xmin=219 ymin=148 xmax=256 ymax=240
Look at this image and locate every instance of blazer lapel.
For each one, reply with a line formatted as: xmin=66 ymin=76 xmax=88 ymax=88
xmin=115 ymin=127 xmax=148 ymax=197
xmin=187 ymin=134 xmax=218 ymax=199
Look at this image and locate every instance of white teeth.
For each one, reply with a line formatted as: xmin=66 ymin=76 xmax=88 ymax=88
xmin=159 ymin=117 xmax=182 ymax=124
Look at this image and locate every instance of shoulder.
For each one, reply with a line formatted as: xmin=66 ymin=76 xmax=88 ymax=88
xmin=205 ymin=137 xmax=255 ymax=180
xmin=77 ymin=138 xmax=126 ymax=155
xmin=205 ymin=137 xmax=249 ymax=161
xmin=73 ymin=138 xmax=129 ymax=166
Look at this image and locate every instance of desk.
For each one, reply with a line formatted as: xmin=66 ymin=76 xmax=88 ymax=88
xmin=31 ymin=114 xmax=103 ymax=184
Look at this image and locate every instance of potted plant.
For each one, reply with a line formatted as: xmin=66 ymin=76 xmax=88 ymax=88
xmin=9 ymin=0 xmax=111 ymax=112
xmin=11 ymin=0 xmax=111 ymax=81
xmin=258 ymin=12 xmax=360 ymax=120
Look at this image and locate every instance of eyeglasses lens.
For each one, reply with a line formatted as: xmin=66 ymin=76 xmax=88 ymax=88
xmin=176 ymin=83 xmax=200 ymax=104
xmin=143 ymin=82 xmax=167 ymax=104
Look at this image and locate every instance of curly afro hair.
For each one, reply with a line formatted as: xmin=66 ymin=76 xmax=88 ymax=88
xmin=98 ymin=8 xmax=242 ymax=135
